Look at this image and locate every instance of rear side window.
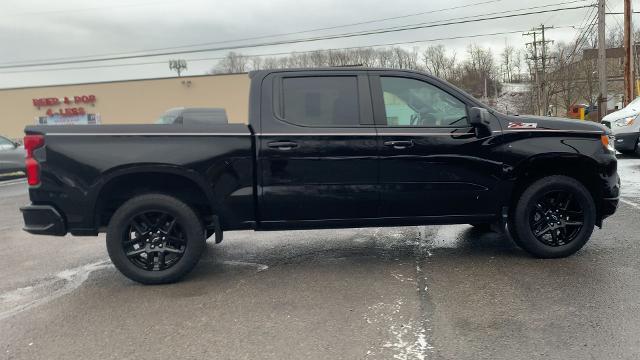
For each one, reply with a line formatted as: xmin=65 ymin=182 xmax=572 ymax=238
xmin=281 ymin=76 xmax=359 ymax=127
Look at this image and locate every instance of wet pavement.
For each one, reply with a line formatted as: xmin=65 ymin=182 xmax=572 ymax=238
xmin=1 ymin=157 xmax=640 ymax=360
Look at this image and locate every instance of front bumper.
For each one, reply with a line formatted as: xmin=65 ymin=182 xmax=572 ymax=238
xmin=599 ymin=172 xmax=621 ymax=223
xmin=20 ymin=205 xmax=67 ymax=236
xmin=600 ymin=196 xmax=619 ymax=220
xmin=613 ymin=131 xmax=639 ymax=152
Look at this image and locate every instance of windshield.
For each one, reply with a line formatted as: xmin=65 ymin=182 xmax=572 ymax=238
xmin=155 ymin=109 xmax=181 ymax=124
xmin=626 ymin=97 xmax=640 ymax=110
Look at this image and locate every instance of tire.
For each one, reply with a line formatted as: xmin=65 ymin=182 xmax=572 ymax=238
xmin=106 ymin=194 xmax=206 ymax=284
xmin=469 ymin=223 xmax=492 ymax=232
xmin=512 ymin=175 xmax=596 ymax=258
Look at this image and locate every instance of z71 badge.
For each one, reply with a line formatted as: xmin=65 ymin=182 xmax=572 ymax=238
xmin=508 ymin=121 xmax=538 ymax=129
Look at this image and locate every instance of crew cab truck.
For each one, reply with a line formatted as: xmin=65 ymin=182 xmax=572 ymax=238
xmin=21 ymin=68 xmax=620 ymax=284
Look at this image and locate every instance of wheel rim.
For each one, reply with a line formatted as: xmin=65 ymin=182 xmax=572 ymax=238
xmin=529 ymin=189 xmax=585 ymax=247
xmin=123 ymin=211 xmax=186 ymax=271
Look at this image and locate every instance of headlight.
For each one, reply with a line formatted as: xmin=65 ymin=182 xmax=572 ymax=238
xmin=614 ymin=116 xmax=635 ymax=127
xmin=601 ymin=135 xmax=616 ymax=153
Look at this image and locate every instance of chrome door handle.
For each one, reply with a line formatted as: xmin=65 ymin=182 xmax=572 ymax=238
xmin=383 ymin=140 xmax=414 ymax=149
xmin=267 ymin=141 xmax=298 ymax=151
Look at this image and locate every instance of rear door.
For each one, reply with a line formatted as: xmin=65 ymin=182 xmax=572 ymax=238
xmin=370 ymin=72 xmax=503 ymax=218
xmin=257 ymin=71 xmax=378 ymax=224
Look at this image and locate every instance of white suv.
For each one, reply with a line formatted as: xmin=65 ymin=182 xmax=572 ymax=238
xmin=602 ymin=98 xmax=640 ymax=156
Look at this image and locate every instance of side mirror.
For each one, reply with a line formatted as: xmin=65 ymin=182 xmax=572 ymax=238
xmin=468 ymin=107 xmax=492 ymax=137
xmin=469 ymin=107 xmax=491 ymax=127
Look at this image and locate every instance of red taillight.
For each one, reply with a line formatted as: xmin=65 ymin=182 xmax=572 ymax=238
xmin=24 ymin=134 xmax=45 ymax=186
xmin=24 ymin=134 xmax=44 ymax=158
xmin=25 ymin=158 xmax=40 ymax=186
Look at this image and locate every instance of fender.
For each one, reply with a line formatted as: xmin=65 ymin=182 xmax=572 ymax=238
xmin=91 ymin=163 xmax=219 ymax=229
xmin=511 ymin=152 xmax=601 ymax=180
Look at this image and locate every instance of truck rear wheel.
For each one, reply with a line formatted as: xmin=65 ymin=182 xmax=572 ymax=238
xmin=512 ymin=175 xmax=596 ymax=258
xmin=106 ymin=194 xmax=205 ymax=284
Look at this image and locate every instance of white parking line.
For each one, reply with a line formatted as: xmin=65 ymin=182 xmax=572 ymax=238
xmin=620 ymin=198 xmax=640 ymax=210
xmin=0 ymin=179 xmax=26 ymax=187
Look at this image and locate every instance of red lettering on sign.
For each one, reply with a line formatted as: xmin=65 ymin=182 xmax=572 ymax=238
xmin=73 ymin=95 xmax=96 ymax=104
xmin=35 ymin=95 xmax=95 ymax=118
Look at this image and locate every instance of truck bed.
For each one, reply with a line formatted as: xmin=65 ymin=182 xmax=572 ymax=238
xmin=24 ymin=123 xmax=256 ymax=235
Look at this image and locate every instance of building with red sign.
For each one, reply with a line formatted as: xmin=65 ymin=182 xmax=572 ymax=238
xmin=0 ymin=73 xmax=249 ymax=139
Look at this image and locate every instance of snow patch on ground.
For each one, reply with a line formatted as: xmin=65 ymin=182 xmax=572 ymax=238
xmin=364 ymin=300 xmax=434 ymax=360
xmin=222 ymin=260 xmax=269 ymax=272
xmin=495 ymin=82 xmax=531 ymax=115
xmin=618 ymin=158 xmax=640 ymax=199
xmin=0 ymin=260 xmax=112 ymax=320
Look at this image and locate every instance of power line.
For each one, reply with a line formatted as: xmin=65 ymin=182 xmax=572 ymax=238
xmin=0 ymin=4 xmax=593 ymax=70
xmin=561 ymin=5 xmax=598 ymax=65
xmin=1 ymin=0 xmax=181 ymax=17
xmin=0 ymin=0 xmax=508 ymax=65
xmin=605 ymin=2 xmax=625 ymax=31
xmin=1 ymin=0 xmax=587 ymax=67
xmin=0 ymin=26 xmax=579 ymax=74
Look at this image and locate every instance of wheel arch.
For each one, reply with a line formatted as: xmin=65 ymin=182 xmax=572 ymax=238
xmin=509 ymin=153 xmax=604 ymax=225
xmin=92 ymin=165 xmax=218 ymax=231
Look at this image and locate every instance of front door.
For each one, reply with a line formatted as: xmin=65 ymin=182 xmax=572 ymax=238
xmin=258 ymin=72 xmax=379 ymax=224
xmin=370 ymin=73 xmax=503 ymax=218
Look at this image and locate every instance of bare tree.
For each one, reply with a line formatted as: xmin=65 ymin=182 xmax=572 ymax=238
xmin=512 ymin=49 xmax=524 ymax=82
xmin=213 ymin=52 xmax=248 ymax=73
xmin=501 ymin=44 xmax=516 ymax=82
xmin=211 ymin=45 xmax=501 ymax=104
xmin=250 ymin=57 xmax=262 ymax=71
xmin=422 ymin=45 xmax=450 ymax=78
xmin=261 ymin=57 xmax=280 ymax=70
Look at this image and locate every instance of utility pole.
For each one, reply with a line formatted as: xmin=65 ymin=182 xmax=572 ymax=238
xmin=624 ymin=0 xmax=634 ymax=105
xmin=494 ymin=72 xmax=499 ymax=104
xmin=597 ymin=0 xmax=607 ymax=120
xmin=524 ymin=25 xmax=554 ymax=115
xmin=540 ymin=24 xmax=554 ymax=115
xmin=483 ymin=76 xmax=488 ymax=103
xmin=524 ymin=30 xmax=540 ymax=114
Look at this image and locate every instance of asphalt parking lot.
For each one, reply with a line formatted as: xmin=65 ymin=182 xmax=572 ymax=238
xmin=1 ymin=157 xmax=639 ymax=360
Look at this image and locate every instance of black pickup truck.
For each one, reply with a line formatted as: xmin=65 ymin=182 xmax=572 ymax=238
xmin=21 ymin=68 xmax=620 ymax=284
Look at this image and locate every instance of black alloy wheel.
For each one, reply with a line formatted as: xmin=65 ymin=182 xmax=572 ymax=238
xmin=106 ymin=194 xmax=205 ymax=284
xmin=512 ymin=175 xmax=596 ymax=258
xmin=123 ymin=211 xmax=186 ymax=271
xmin=529 ymin=190 xmax=584 ymax=247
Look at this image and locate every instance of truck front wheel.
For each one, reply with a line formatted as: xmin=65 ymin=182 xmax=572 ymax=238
xmin=512 ymin=175 xmax=596 ymax=258
xmin=106 ymin=194 xmax=206 ymax=284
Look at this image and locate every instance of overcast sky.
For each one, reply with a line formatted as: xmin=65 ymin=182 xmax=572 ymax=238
xmin=0 ymin=0 xmax=631 ymax=88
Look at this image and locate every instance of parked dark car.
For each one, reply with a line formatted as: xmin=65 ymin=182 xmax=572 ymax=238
xmin=0 ymin=135 xmax=25 ymax=175
xmin=21 ymin=68 xmax=619 ymax=284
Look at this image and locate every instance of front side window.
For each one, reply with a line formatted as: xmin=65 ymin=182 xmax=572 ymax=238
xmin=380 ymin=77 xmax=467 ymax=127
xmin=281 ymin=76 xmax=359 ymax=127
